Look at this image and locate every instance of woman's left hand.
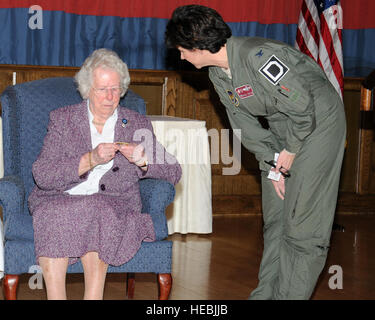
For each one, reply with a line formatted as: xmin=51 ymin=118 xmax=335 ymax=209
xmin=271 ymin=174 xmax=286 ymax=200
xmin=118 ymin=143 xmax=148 ymax=167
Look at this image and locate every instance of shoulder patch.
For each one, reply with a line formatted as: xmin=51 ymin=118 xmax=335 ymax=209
xmin=259 ymin=55 xmax=289 ymax=85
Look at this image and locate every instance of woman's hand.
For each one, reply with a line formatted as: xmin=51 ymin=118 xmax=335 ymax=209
xmin=91 ymin=143 xmax=120 ymax=166
xmin=78 ymin=143 xmax=119 ymax=176
xmin=275 ymin=149 xmax=295 ymax=176
xmin=271 ymin=149 xmax=295 ymax=200
xmin=117 ymin=143 xmax=148 ymax=167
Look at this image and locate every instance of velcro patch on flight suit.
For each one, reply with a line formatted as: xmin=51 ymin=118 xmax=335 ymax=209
xmin=235 ymin=84 xmax=254 ymax=99
xmin=277 ymin=84 xmax=302 ymax=102
xmin=259 ymin=55 xmax=289 ymax=85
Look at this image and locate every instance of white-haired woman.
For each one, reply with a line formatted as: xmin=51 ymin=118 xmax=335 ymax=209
xmin=28 ymin=49 xmax=181 ymax=300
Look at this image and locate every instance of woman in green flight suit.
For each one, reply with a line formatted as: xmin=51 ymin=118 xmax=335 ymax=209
xmin=165 ymin=5 xmax=346 ymax=300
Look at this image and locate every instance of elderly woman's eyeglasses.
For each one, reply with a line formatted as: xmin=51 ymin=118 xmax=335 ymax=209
xmin=93 ymin=86 xmax=122 ymax=96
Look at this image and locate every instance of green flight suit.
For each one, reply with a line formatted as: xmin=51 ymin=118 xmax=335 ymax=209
xmin=209 ymin=36 xmax=346 ymax=299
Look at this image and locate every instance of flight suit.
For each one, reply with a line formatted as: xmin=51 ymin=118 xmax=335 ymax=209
xmin=209 ymin=36 xmax=346 ymax=299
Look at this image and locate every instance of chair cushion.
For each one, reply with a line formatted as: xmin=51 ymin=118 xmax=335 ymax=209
xmin=4 ymin=240 xmax=172 ymax=275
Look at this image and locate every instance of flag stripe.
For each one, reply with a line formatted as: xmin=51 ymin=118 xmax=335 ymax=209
xmin=302 ymin=0 xmax=320 ymax=48
xmin=296 ymin=9 xmax=318 ymax=60
xmin=295 ymin=0 xmax=344 ymax=99
xmin=304 ymin=0 xmax=324 ymax=69
xmin=320 ymin=16 xmax=344 ymax=93
xmin=296 ymin=28 xmax=315 ymax=60
xmin=323 ymin=9 xmax=344 ymax=69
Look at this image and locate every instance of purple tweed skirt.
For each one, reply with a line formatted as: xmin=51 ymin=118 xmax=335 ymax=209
xmin=31 ymin=193 xmax=155 ymax=266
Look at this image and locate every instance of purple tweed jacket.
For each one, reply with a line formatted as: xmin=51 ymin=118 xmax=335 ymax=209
xmin=28 ymin=100 xmax=182 ymax=213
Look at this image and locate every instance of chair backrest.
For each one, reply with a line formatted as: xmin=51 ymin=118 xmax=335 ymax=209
xmin=1 ymin=77 xmax=146 ymax=212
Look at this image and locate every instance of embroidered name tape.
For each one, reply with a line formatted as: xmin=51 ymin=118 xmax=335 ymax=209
xmin=235 ymin=85 xmax=254 ymax=99
xmin=259 ymin=55 xmax=289 ymax=85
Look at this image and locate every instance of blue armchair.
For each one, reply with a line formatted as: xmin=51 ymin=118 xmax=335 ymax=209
xmin=0 ymin=77 xmax=174 ymax=300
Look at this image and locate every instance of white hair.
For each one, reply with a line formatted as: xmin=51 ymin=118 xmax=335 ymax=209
xmin=75 ymin=48 xmax=130 ymax=99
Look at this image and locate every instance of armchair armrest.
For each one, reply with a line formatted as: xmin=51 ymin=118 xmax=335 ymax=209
xmin=139 ymin=178 xmax=175 ymax=240
xmin=0 ymin=175 xmax=25 ymax=222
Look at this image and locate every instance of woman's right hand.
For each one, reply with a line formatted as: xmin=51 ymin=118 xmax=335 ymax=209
xmin=91 ymin=143 xmax=119 ymax=167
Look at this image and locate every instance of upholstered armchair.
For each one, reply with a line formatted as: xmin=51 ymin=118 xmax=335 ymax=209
xmin=0 ymin=77 xmax=174 ymax=300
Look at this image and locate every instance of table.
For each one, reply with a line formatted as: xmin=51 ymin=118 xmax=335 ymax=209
xmin=148 ymin=115 xmax=212 ymax=234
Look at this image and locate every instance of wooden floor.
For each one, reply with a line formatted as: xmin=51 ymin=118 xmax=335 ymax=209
xmin=1 ymin=213 xmax=375 ymax=300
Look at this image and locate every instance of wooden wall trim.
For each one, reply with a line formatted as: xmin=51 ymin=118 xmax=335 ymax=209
xmin=357 ymin=110 xmax=374 ymax=194
xmin=344 ymin=77 xmax=363 ymax=91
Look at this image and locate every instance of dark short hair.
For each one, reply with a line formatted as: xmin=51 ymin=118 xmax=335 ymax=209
xmin=165 ymin=5 xmax=232 ymax=53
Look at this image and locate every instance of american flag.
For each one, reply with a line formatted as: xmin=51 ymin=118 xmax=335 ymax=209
xmin=295 ymin=0 xmax=344 ymax=99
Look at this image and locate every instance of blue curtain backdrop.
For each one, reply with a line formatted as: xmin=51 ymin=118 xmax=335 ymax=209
xmin=0 ymin=7 xmax=373 ymax=77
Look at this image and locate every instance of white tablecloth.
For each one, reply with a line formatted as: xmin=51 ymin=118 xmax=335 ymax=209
xmin=0 ymin=117 xmax=4 ymax=279
xmin=148 ymin=115 xmax=212 ymax=234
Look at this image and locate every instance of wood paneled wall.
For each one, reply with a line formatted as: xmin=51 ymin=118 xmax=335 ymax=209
xmin=1 ymin=65 xmax=374 ymax=214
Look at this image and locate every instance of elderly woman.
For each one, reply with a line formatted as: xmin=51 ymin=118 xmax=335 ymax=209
xmin=28 ymin=49 xmax=182 ymax=300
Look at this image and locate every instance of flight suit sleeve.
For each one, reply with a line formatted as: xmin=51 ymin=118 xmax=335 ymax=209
xmin=226 ymin=111 xmax=278 ymax=171
xmin=250 ymin=45 xmax=317 ymax=154
xmin=209 ymin=71 xmax=278 ymax=171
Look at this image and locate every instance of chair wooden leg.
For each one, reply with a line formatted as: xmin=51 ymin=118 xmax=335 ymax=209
xmin=158 ymin=273 xmax=172 ymax=300
xmin=126 ymin=273 xmax=135 ymax=299
xmin=3 ymin=274 xmax=19 ymax=300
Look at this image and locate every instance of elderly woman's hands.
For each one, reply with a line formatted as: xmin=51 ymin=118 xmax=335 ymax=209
xmin=79 ymin=142 xmax=149 ymax=177
xmin=91 ymin=143 xmax=120 ymax=166
xmin=78 ymin=143 xmax=119 ymax=176
xmin=118 ymin=143 xmax=148 ymax=169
